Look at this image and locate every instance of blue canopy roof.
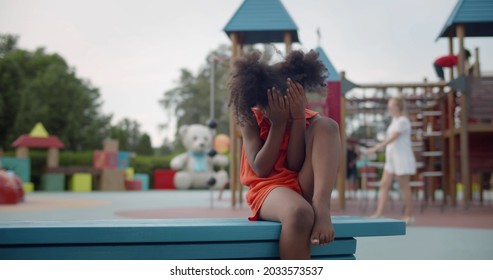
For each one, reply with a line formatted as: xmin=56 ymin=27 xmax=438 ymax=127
xmin=437 ymin=0 xmax=493 ymax=39
xmin=223 ymin=0 xmax=300 ymax=44
xmin=316 ymin=47 xmax=339 ymax=81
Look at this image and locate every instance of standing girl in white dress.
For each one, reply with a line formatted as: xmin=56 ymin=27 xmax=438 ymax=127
xmin=365 ymin=96 xmax=416 ymax=224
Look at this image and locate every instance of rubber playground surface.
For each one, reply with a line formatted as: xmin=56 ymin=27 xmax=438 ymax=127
xmin=1 ymin=189 xmax=492 ymax=260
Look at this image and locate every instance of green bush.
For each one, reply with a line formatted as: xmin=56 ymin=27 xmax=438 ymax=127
xmin=60 ymin=151 xmax=94 ymax=166
xmin=131 ymin=155 xmax=173 ymax=174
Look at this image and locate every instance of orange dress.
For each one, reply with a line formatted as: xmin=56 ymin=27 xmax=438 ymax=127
xmin=240 ymin=108 xmax=319 ymax=220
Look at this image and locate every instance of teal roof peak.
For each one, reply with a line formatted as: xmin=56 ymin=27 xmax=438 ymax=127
xmin=437 ymin=0 xmax=493 ymax=39
xmin=224 ymin=0 xmax=300 ymax=44
xmin=316 ymin=47 xmax=339 ymax=81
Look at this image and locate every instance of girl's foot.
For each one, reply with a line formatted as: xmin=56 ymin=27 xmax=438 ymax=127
xmin=310 ymin=201 xmax=335 ymax=246
xmin=369 ymin=213 xmax=382 ymax=218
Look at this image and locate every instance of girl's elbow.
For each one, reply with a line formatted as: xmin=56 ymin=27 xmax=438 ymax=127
xmin=252 ymin=165 xmax=271 ymax=178
xmin=286 ymin=162 xmax=302 ymax=173
xmin=255 ymin=170 xmax=270 ymax=178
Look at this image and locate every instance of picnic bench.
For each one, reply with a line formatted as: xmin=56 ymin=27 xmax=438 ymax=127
xmin=0 ymin=216 xmax=405 ymax=260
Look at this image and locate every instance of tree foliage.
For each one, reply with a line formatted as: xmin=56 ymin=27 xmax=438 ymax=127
xmin=0 ymin=34 xmax=113 ymax=151
xmin=159 ymin=45 xmax=232 ymax=146
xmin=136 ymin=133 xmax=154 ymax=156
xmin=108 ymin=118 xmax=153 ymax=155
xmin=158 ymin=44 xmax=278 ymax=149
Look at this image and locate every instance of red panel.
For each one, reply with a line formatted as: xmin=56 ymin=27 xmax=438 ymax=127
xmin=453 ymin=133 xmax=493 ymax=172
xmin=125 ymin=180 xmax=142 ymax=191
xmin=93 ymin=151 xmax=118 ymax=169
xmin=326 ymin=82 xmax=341 ymax=125
xmin=153 ymin=169 xmax=176 ymax=190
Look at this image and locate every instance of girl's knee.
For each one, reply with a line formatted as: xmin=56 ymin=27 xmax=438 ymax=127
xmin=282 ymin=203 xmax=314 ymax=230
xmin=380 ymin=179 xmax=393 ymax=191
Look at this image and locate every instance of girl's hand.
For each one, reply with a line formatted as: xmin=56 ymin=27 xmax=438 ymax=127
xmin=264 ymin=87 xmax=289 ymax=125
xmin=286 ymin=78 xmax=306 ymax=120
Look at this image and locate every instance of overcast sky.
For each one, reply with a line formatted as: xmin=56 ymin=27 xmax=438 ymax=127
xmin=1 ymin=0 xmax=492 ymax=147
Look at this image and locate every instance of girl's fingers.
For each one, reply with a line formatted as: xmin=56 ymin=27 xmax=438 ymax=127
xmin=287 ymin=78 xmax=297 ymax=95
xmin=286 ymin=88 xmax=294 ymax=104
xmin=271 ymin=87 xmax=279 ymax=107
xmin=288 ymin=78 xmax=303 ymax=99
xmin=270 ymin=89 xmax=278 ymax=108
xmin=277 ymin=90 xmax=286 ymax=108
xmin=267 ymin=89 xmax=273 ymax=105
xmin=295 ymin=82 xmax=304 ymax=96
xmin=288 ymin=81 xmax=302 ymax=106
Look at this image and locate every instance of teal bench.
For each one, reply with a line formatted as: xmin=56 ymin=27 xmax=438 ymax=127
xmin=0 ymin=216 xmax=405 ymax=260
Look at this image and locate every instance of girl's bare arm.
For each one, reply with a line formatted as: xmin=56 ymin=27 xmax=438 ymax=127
xmin=240 ymin=88 xmax=289 ymax=178
xmin=286 ymin=80 xmax=306 ymax=171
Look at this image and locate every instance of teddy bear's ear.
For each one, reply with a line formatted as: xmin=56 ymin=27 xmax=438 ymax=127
xmin=178 ymin=125 xmax=189 ymax=139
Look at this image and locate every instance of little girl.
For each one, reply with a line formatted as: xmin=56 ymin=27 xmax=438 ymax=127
xmin=228 ymin=50 xmax=341 ymax=259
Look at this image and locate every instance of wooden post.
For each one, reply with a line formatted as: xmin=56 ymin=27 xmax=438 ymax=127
xmin=229 ymin=32 xmax=239 ymax=208
xmin=429 ymin=113 xmax=437 ymax=202
xmin=47 ymin=148 xmax=59 ymax=168
xmin=473 ymin=47 xmax=480 ymax=77
xmin=15 ymin=147 xmax=29 ymax=158
xmin=338 ymin=71 xmax=347 ymax=210
xmin=238 ymin=37 xmax=245 ymax=205
xmin=284 ymin=31 xmax=292 ymax=54
xmin=457 ymin=24 xmax=471 ymax=209
xmin=448 ymin=36 xmax=455 ymax=80
xmin=439 ymin=96 xmax=448 ymax=207
xmin=447 ymin=90 xmax=457 ymax=206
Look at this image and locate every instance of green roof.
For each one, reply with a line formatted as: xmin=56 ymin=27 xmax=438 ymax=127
xmin=224 ymin=0 xmax=299 ymax=44
xmin=316 ymin=47 xmax=339 ymax=81
xmin=437 ymin=0 xmax=493 ymax=39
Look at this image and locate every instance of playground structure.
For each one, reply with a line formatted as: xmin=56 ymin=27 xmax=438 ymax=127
xmin=12 ymin=122 xmax=64 ymax=169
xmin=340 ymin=70 xmax=493 ymax=212
xmin=3 ymin=122 xmax=63 ymax=193
xmin=322 ymin=0 xmax=493 ymax=210
xmin=433 ymin=0 xmax=493 ymax=209
xmin=341 ymin=78 xmax=451 ymax=210
xmin=223 ymin=0 xmax=493 ymax=211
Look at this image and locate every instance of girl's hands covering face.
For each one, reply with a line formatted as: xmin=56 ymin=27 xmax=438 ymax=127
xmin=264 ymin=87 xmax=290 ymax=125
xmin=286 ymin=78 xmax=306 ymax=120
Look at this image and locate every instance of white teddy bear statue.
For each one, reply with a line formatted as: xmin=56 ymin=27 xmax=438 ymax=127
xmin=170 ymin=124 xmax=229 ymax=190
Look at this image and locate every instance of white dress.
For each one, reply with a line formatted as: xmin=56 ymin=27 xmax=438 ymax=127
xmin=384 ymin=116 xmax=416 ymax=175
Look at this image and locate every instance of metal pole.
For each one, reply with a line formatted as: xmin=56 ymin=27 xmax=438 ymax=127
xmin=210 ymin=56 xmax=216 ymax=121
xmin=209 ymin=55 xmax=217 ymax=209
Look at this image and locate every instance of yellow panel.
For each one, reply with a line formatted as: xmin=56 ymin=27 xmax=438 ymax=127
xmin=23 ymin=182 xmax=35 ymax=192
xmin=69 ymin=173 xmax=92 ymax=192
xmin=125 ymin=168 xmax=134 ymax=180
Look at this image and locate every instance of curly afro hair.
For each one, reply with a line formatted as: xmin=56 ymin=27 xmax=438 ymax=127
xmin=228 ymin=49 xmax=327 ymax=126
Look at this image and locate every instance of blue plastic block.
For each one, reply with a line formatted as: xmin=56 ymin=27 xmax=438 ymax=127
xmin=117 ymin=151 xmax=130 ymax=169
xmin=134 ymin=173 xmax=149 ymax=190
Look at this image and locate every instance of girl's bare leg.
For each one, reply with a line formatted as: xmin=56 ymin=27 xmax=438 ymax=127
xmin=396 ymin=175 xmax=413 ymax=222
xmin=371 ymin=170 xmax=394 ymax=217
xmin=298 ymin=117 xmax=340 ymax=245
xmin=259 ymin=187 xmax=314 ymax=259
